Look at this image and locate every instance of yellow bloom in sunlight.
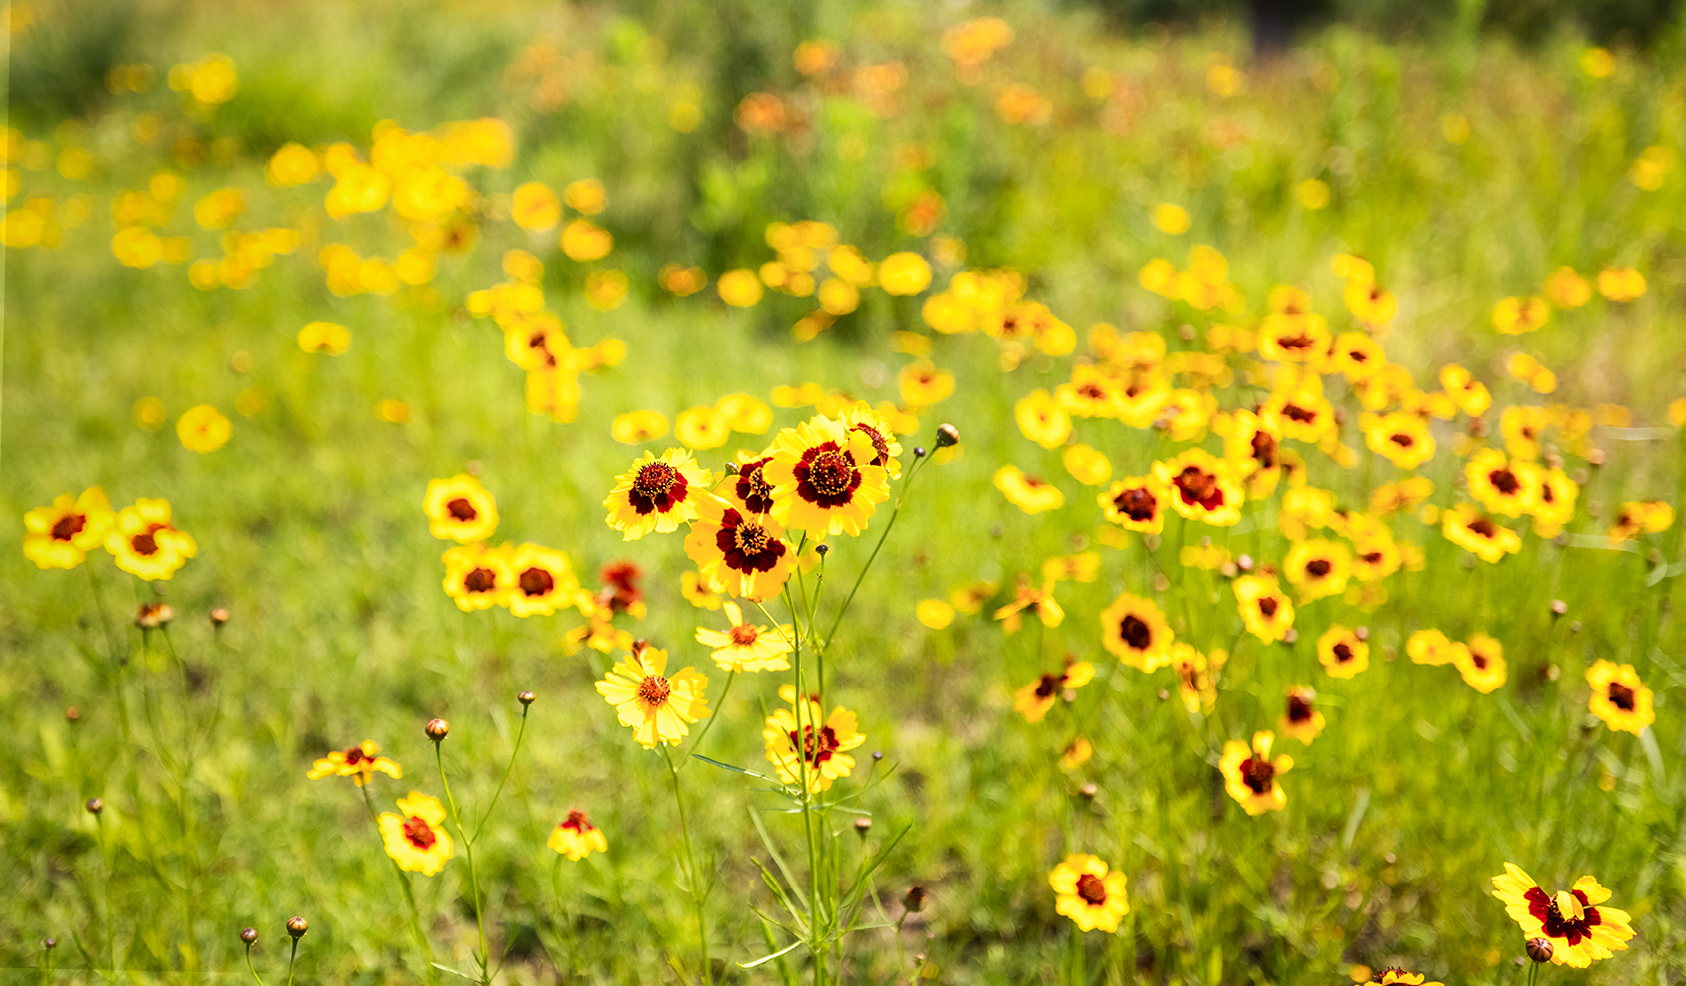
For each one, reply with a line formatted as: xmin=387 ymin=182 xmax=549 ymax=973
xmin=1283 ymin=539 xmax=1351 ymax=601
xmin=1440 ymin=363 xmax=1492 ymax=417
xmin=1062 ymin=444 xmax=1112 ymax=486
xmin=298 ymin=320 xmax=351 ymax=355
xmin=1279 ymin=686 xmax=1325 ymax=744
xmin=681 ymin=570 xmax=724 ymax=610
xmin=1406 ymin=628 xmax=1454 ymax=666
xmin=423 ymin=474 xmax=499 ymax=544
xmin=1014 ymin=388 xmax=1071 ymax=448
xmin=1586 ymin=660 xmax=1654 ymax=734
xmin=1235 ymin=574 xmax=1294 ymax=643
xmin=994 ymin=465 xmax=1065 ymax=514
xmin=511 ymin=181 xmax=561 ymax=231
xmin=23 ymin=487 xmax=113 ymax=570
xmin=266 ymin=143 xmax=320 ymax=187
xmin=563 ymin=609 xmax=634 ymax=656
xmin=560 ymin=219 xmax=612 ymax=261
xmin=1344 ymin=278 xmax=1396 ymax=325
xmin=1153 ymin=448 xmax=1242 ymax=527
xmin=1099 ymin=592 xmax=1173 ymax=671
xmin=1151 ymin=203 xmax=1191 ymax=235
xmin=604 ymin=448 xmax=713 ymax=540
xmin=1014 ymin=658 xmax=1095 ymax=723
xmin=1049 ymin=854 xmax=1130 ymax=932
xmin=1169 ymin=643 xmax=1223 ymax=714
xmin=308 ymin=740 xmax=402 ymax=786
xmin=1454 ymin=633 xmax=1506 ymax=693
xmin=442 ymin=542 xmax=513 ymax=612
xmin=718 ymin=268 xmax=764 ymax=307
xmin=1545 ymin=267 xmax=1591 ymax=309
xmin=595 ymin=644 xmax=711 ymax=749
xmin=675 ymin=405 xmax=731 ymax=450
xmin=878 ymin=252 xmax=932 ymax=295
xmin=1360 ymin=412 xmax=1435 ymax=469
xmin=763 ymin=415 xmax=891 ymax=538
xmin=1499 ymin=405 xmax=1549 ymax=459
xmin=1257 ymin=311 xmax=1330 ymax=364
xmin=176 ymin=404 xmax=231 ymax=453
xmin=763 ymin=684 xmax=865 ymax=792
xmin=1316 ymin=625 xmax=1369 ymax=679
xmin=1491 ymin=296 xmax=1549 ymax=334
xmin=916 ymin=598 xmax=955 ymax=629
xmin=1466 ymin=448 xmax=1541 ymax=518
xmin=1332 ymin=253 xmax=1375 ymax=283
xmin=1060 ymin=737 xmax=1094 ymax=772
xmin=1596 ymin=267 xmax=1645 ymax=302
xmin=994 ymin=575 xmax=1064 ymax=635
xmin=1220 ymin=731 xmax=1292 ymax=815
xmin=547 ymin=809 xmax=608 ymax=861
xmin=1042 ymin=551 xmax=1100 ymax=584
xmin=563 ymin=179 xmax=606 ymax=215
xmin=1610 ymin=500 xmax=1674 ymax=543
xmin=105 ymin=498 xmax=197 ymax=580
xmin=378 ymin=791 xmax=454 ymax=876
xmin=1372 ymin=969 xmax=1443 ymax=986
xmin=506 ymin=543 xmax=587 ymax=618
xmin=1442 ymin=504 xmax=1521 ymax=563
xmin=611 ymin=409 xmax=669 ymax=444
xmin=898 ymin=360 xmax=955 ymax=406
xmin=696 ymin=602 xmax=792 ymax=672
xmin=1491 ymin=863 xmax=1636 ymax=967
xmin=839 ymin=402 xmax=904 ymax=477
xmin=718 ymin=392 xmax=774 ymax=434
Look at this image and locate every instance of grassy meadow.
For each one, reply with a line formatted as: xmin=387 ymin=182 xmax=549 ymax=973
xmin=7 ymin=1 xmax=1686 ymax=984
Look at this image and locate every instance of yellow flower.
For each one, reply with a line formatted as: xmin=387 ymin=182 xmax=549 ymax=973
xmin=560 ymin=219 xmax=612 ymax=261
xmin=1491 ymin=863 xmax=1636 ymax=967
xmin=1360 ymin=412 xmax=1435 ymax=469
xmin=563 ymin=179 xmax=606 ymax=214
xmin=1372 ymin=969 xmax=1443 ymax=986
xmin=1344 ymin=278 xmax=1396 ymax=324
xmin=611 ymin=409 xmax=669 ymax=444
xmin=378 ymin=792 xmax=455 ymax=876
xmin=695 ymin=602 xmax=792 ymax=672
xmin=547 ymin=809 xmax=608 ymax=861
xmin=763 ymin=684 xmax=865 ymax=792
xmin=878 ymin=252 xmax=932 ymax=295
xmin=1062 ymin=444 xmax=1112 ymax=486
xmin=511 ymin=181 xmax=560 ymax=231
xmin=1585 ymin=660 xmax=1654 ymax=734
xmin=1014 ymin=389 xmax=1071 ymax=448
xmin=1060 ymin=737 xmax=1094 ymax=771
xmin=307 ymin=740 xmax=402 ymax=786
xmin=994 ymin=465 xmax=1065 ymax=514
xmin=839 ymin=402 xmax=904 ymax=477
xmin=603 ymin=448 xmax=713 ymax=540
xmin=1545 ymin=267 xmax=1592 ymax=308
xmin=718 ymin=393 xmax=774 ymax=434
xmin=763 ymin=416 xmax=891 ymax=538
xmin=1466 ymin=449 xmax=1541 ymax=517
xmin=1257 ymin=311 xmax=1330 ymax=363
xmin=1098 ymin=474 xmax=1167 ymax=533
xmin=1153 ymin=449 xmax=1242 ymax=527
xmin=1170 ymin=643 xmax=1223 ymax=714
xmin=1283 ymin=539 xmax=1351 ymax=601
xmin=506 ymin=543 xmax=587 ymax=618
xmin=1220 ymin=731 xmax=1292 ymax=815
xmin=1013 ymin=658 xmax=1095 ymax=723
xmin=1042 ymin=551 xmax=1100 ymax=584
xmin=265 ymin=142 xmax=320 ymax=187
xmin=1406 ymin=628 xmax=1454 ymax=666
xmin=1330 ymin=331 xmax=1386 ymax=381
xmin=23 ymin=488 xmax=113 ymax=570
xmin=563 ymin=610 xmax=633 ymax=655
xmin=423 ymin=474 xmax=499 ymax=544
xmin=681 ymin=570 xmax=725 ymax=610
xmin=916 ymin=599 xmax=955 ymax=629
xmin=1048 ymin=854 xmax=1130 ymax=932
xmin=297 ymin=321 xmax=350 ymax=354
xmin=1234 ymin=574 xmax=1294 ymax=643
xmin=1491 ymin=296 xmax=1550 ymax=334
xmin=1279 ymin=686 xmax=1325 ymax=744
xmin=595 ymin=644 xmax=711 ymax=749
xmin=1099 ymin=592 xmax=1173 ymax=670
xmin=442 ymin=542 xmax=513 ymax=612
xmin=1442 ymin=504 xmax=1521 ymax=563
xmin=675 ymin=405 xmax=731 ymax=450
xmin=1454 ymin=633 xmax=1506 ymax=693
xmin=105 ymin=498 xmax=197 ymax=580
xmin=993 ymin=576 xmax=1064 ymax=635
xmin=1440 ymin=363 xmax=1492 ymax=417
xmin=898 ymin=360 xmax=955 ymax=406
xmin=1596 ymin=267 xmax=1645 ymax=302
xmin=717 ymin=269 xmax=764 ymax=307
xmin=1499 ymin=405 xmax=1550 ymax=459
xmin=176 ymin=404 xmax=231 ymax=453
xmin=1316 ymin=625 xmax=1369 ymax=679
xmin=1610 ymin=500 xmax=1674 ymax=542
xmin=1532 ymin=467 xmax=1579 ymax=537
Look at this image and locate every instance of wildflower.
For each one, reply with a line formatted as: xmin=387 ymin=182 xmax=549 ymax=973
xmin=1371 ymin=970 xmax=1443 ymax=986
xmin=1224 ymin=409 xmax=1284 ymax=497
xmin=717 ymin=269 xmax=764 ymax=307
xmin=1170 ymin=643 xmax=1222 ymax=713
xmin=1361 ymin=412 xmax=1436 ymax=469
xmin=995 ymin=465 xmax=1065 ymax=514
xmin=994 ymin=576 xmax=1064 ymax=634
xmin=1442 ymin=504 xmax=1521 ymax=563
xmin=763 ymin=684 xmax=864 ymax=792
xmin=1466 ymin=449 xmax=1541 ymax=517
xmin=307 ymin=741 xmax=402 ymax=786
xmin=1344 ymin=279 xmax=1397 ymax=324
xmin=1531 ymin=467 xmax=1578 ymax=536
xmin=878 ymin=252 xmax=932 ymax=295
xmin=1545 ymin=267 xmax=1592 ymax=308
xmin=1220 ymin=731 xmax=1292 ymax=815
xmin=840 ymin=402 xmax=903 ymax=477
xmin=1263 ymin=376 xmax=1336 ymax=445
xmin=674 ymin=405 xmax=730 ymax=450
xmin=611 ymin=410 xmax=669 ymax=444
xmin=423 ymin=474 xmax=499 ymax=544
xmin=1317 ymin=625 xmax=1369 ymax=679
xmin=105 ymin=498 xmax=197 ymax=580
xmin=564 ymin=610 xmax=633 ymax=655
xmin=297 ymin=321 xmax=350 ymax=355
xmin=763 ymin=415 xmax=891 ymax=537
xmin=590 ymin=641 xmax=713 ymax=747
xmin=916 ymin=599 xmax=955 ymax=628
xmin=898 ymin=360 xmax=955 ymax=406
xmin=1610 ymin=500 xmax=1674 ymax=542
xmin=1041 ymin=551 xmax=1100 ymax=584
xmin=1596 ymin=267 xmax=1645 ymax=302
xmin=1279 ymin=686 xmax=1325 ymax=743
xmin=1283 ymin=539 xmax=1351 ymax=601
xmin=548 ymin=809 xmax=608 ymax=861
xmin=23 ymin=487 xmax=113 ymax=570
xmin=1331 ymin=332 xmax=1386 ymax=381
xmin=684 ymin=496 xmax=796 ymax=601
xmin=1153 ymin=449 xmax=1242 ymax=526
xmin=1060 ymin=737 xmax=1094 ymax=771
xmin=442 ymin=543 xmax=513 ymax=612
xmin=1406 ymin=629 xmax=1454 ymax=666
xmin=1491 ymin=863 xmax=1635 ymax=967
xmin=511 ymin=181 xmax=560 ymax=231
xmin=506 ymin=544 xmax=586 ymax=618
xmin=1015 ymin=389 xmax=1071 ymax=448
xmin=1492 ymin=296 xmax=1550 ymax=334
xmin=695 ymin=602 xmax=792 ymax=672
xmin=1048 ymin=854 xmax=1130 ymax=932
xmin=1440 ymin=364 xmax=1492 ymax=417
xmin=603 ymin=448 xmax=713 ymax=540
xmin=597 ymin=560 xmax=647 ymax=617
xmin=378 ymin=792 xmax=455 ymax=876
xmin=1235 ymin=574 xmax=1295 ymax=643
xmin=1062 ymin=444 xmax=1112 ymax=486
xmin=1013 ymin=657 xmax=1095 ymax=723
xmin=1099 ymin=592 xmax=1173 ymax=670
xmin=1499 ymin=405 xmax=1550 ymax=459
xmin=1257 ymin=311 xmax=1330 ymax=363
xmin=1349 ymin=530 xmax=1403 ymax=583
xmin=177 ymin=404 xmax=231 ymax=453
xmin=715 ymin=451 xmax=777 ymax=515
xmin=1454 ymin=633 xmax=1506 ymax=693
xmin=1585 ymin=660 xmax=1654 ymax=734
xmin=719 ymin=393 xmax=775 ymax=435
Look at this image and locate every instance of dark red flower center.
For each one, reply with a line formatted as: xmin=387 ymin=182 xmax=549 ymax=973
xmin=1250 ymin=431 xmax=1277 ymax=468
xmin=1258 ymin=597 xmax=1279 ymax=618
xmin=790 ymin=723 xmax=841 ymax=767
xmin=1075 ymin=873 xmax=1108 ymax=905
xmin=344 ymin=746 xmax=367 ymax=764
xmin=131 ymin=530 xmax=160 ymax=556
xmin=51 ymin=513 xmax=86 ymax=541
xmin=1173 ymin=467 xmax=1225 ymax=510
xmin=446 ymin=497 xmax=478 ymax=522
xmin=518 ymin=566 xmax=555 ymax=597
xmin=403 ymin=815 xmax=437 ymax=850
xmin=728 ymin=624 xmax=760 ymax=646
xmin=637 ymin=675 xmax=671 ymax=705
xmin=1468 ymin=518 xmax=1496 ymax=538
xmin=715 ymin=507 xmax=787 ymax=574
xmin=1489 ymin=469 xmax=1520 ymax=496
xmin=1277 ymin=332 xmax=1314 ymax=351
xmin=464 ymin=567 xmax=497 ymax=593
xmin=630 ymin=462 xmax=687 ymax=515
xmin=1239 ymin=756 xmax=1275 ymax=794
xmin=1287 ymin=693 xmax=1313 ymax=722
xmin=1113 ymin=486 xmax=1158 ymax=521
xmin=1609 ymin=682 xmax=1636 ymax=711
xmin=1034 ymin=673 xmax=1061 ymax=698
xmin=1119 ymin=615 xmax=1152 ymax=650
xmin=795 ymin=443 xmax=861 ymax=506
xmin=735 ymin=457 xmax=775 ymax=514
xmin=1524 ymin=886 xmax=1601 ymax=946
xmin=1281 ymin=404 xmax=1316 ymax=423
xmin=851 ymin=423 xmax=892 ymax=467
xmin=562 ymin=809 xmax=592 ymax=832
xmin=1305 ymin=559 xmax=1332 ymax=578
xmin=1333 ymin=643 xmax=1354 ymax=663
xmin=1390 ymin=433 xmax=1414 ymax=447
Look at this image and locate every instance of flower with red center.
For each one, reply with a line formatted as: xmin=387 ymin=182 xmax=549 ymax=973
xmin=441 ymin=542 xmax=514 ymax=612
xmin=716 ymin=450 xmax=778 ymax=515
xmin=1344 ymin=278 xmax=1396 ymax=324
xmin=1257 ymin=310 xmax=1331 ymax=363
xmin=1060 ymin=737 xmax=1094 ymax=772
xmin=762 ymin=415 xmax=890 ymax=538
xmin=841 ymin=402 xmax=904 ymax=477
xmin=1371 ymin=969 xmax=1443 ymax=986
xmin=1406 ymin=628 xmax=1454 ymax=666
xmin=695 ymin=602 xmax=792 ymax=672
xmin=423 ymin=474 xmax=500 ymax=544
xmin=597 ymin=560 xmax=646 ymax=617
xmin=603 ymin=448 xmax=713 ymax=540
xmin=1220 ymin=731 xmax=1292 ymax=815
xmin=681 ymin=570 xmax=724 ymax=610
xmin=1223 ymin=409 xmax=1284 ymax=498
xmin=562 ymin=610 xmax=633 ymax=655
xmin=1331 ymin=331 xmax=1386 ymax=382
xmin=1151 ymin=449 xmax=1242 ymax=526
xmin=595 ymin=644 xmax=711 ymax=748
xmin=1048 ymin=854 xmax=1130 ymax=932
xmin=505 ymin=543 xmax=588 ymax=618
xmin=1055 ymin=364 xmax=1123 ymax=419
xmin=1454 ymin=633 xmax=1506 ymax=693
xmin=308 ymin=740 xmax=403 ymax=786
xmin=762 ymin=684 xmax=864 ymax=793
xmin=994 ymin=465 xmax=1066 ymax=514
xmin=1013 ymin=657 xmax=1095 ymax=723
xmin=1235 ymin=574 xmax=1295 ymax=643
xmin=1014 ymin=389 xmax=1072 ymax=449
xmin=1170 ymin=642 xmax=1224 ymax=713
xmin=1098 ymin=474 xmax=1167 ymax=533
xmin=547 ymin=809 xmax=608 ymax=861
xmin=104 ymin=498 xmax=197 ymax=581
xmin=1531 ymin=467 xmax=1579 ymax=538
xmin=1491 ymin=863 xmax=1636 ymax=967
xmin=1585 ymin=660 xmax=1654 ymax=734
xmin=993 ymin=575 xmax=1065 ymax=635
xmin=1279 ymin=686 xmax=1325 ymax=744
xmin=1114 ymin=366 xmax=1173 ymax=429
xmin=1099 ymin=592 xmax=1174 ymax=670
xmin=1350 ymin=533 xmax=1403 ymax=583
xmin=1361 ymin=412 xmax=1436 ymax=470
xmin=1609 ymin=500 xmax=1674 ymax=544
xmin=1442 ymin=504 xmax=1521 ymax=564
xmin=1317 ymin=625 xmax=1369 ymax=679
xmin=1466 ymin=448 xmax=1542 ymax=518
xmin=683 ymin=495 xmax=797 ymax=602
xmin=23 ymin=487 xmax=113 ymax=570
xmin=378 ymin=791 xmax=454 ymax=875
xmin=1283 ymin=539 xmax=1351 ymax=601
xmin=1263 ymin=372 xmax=1337 ymax=444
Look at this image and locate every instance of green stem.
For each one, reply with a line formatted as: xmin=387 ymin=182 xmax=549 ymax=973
xmin=473 ymin=704 xmax=530 ymax=840
xmin=285 ymin=939 xmax=298 ymax=986
xmin=94 ymin=812 xmax=117 ymax=983
xmin=435 ymin=743 xmax=489 ymax=983
xmin=359 ymin=783 xmax=437 ymax=983
xmin=820 ymin=453 xmax=930 ymax=654
xmin=245 ymin=944 xmax=265 ymax=986
xmin=683 ymin=670 xmax=735 ymax=765
xmin=783 ymin=585 xmax=825 ymax=985
xmin=85 ymin=558 xmax=123 ymax=665
xmin=662 ymin=744 xmax=712 ymax=986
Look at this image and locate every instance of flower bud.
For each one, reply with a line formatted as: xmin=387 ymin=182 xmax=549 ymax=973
xmin=286 ymin=916 xmax=308 ymax=940
xmin=43 ymin=938 xmax=57 ymax=950
xmin=66 ymin=706 xmax=81 ymax=723
xmin=935 ymin=423 xmax=959 ymax=448
xmin=240 ymin=928 xmax=258 ymax=945
xmin=913 ymin=446 xmax=927 ymax=458
xmin=853 ymin=817 xmax=872 ymax=837
xmin=425 ymin=718 xmax=450 ymax=742
xmin=1079 ymin=782 xmax=1098 ymax=800
xmin=518 ymin=690 xmax=536 ymax=707
xmin=210 ymin=607 xmax=230 ymax=626
xmin=1526 ymin=938 xmax=1552 ymax=963
xmin=815 ymin=543 xmax=829 ymax=556
xmin=135 ymin=602 xmax=174 ymax=628
xmin=1550 ymin=599 xmax=1567 ymax=617
xmin=903 ymin=885 xmax=927 ymax=913
xmin=85 ymin=798 xmax=103 ymax=815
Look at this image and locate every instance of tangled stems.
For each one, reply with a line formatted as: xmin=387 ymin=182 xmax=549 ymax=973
xmin=661 ymin=743 xmax=712 ymax=985
xmin=357 ymin=782 xmax=437 ymax=984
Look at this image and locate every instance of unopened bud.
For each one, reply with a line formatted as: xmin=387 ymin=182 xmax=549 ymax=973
xmin=903 ymin=885 xmax=927 ymax=913
xmin=935 ymin=423 xmax=959 ymax=448
xmin=872 ymin=750 xmax=883 ymax=761
xmin=815 ymin=543 xmax=829 ymax=556
xmin=66 ymin=706 xmax=81 ymax=722
xmin=85 ymin=798 xmax=103 ymax=815
xmin=518 ymin=690 xmax=536 ymax=707
xmin=1550 ymin=600 xmax=1567 ymax=617
xmin=631 ymin=638 xmax=648 ymax=655
xmin=286 ymin=917 xmax=308 ymax=940
xmin=1526 ymin=938 xmax=1552 ymax=963
xmin=210 ymin=607 xmax=230 ymax=626
xmin=240 ymin=928 xmax=258 ymax=945
xmin=854 ymin=817 xmax=872 ymax=837
xmin=913 ymin=446 xmax=927 ymax=458
xmin=43 ymin=938 xmax=56 ymax=950
xmin=425 ymin=718 xmax=449 ymax=742
xmin=1079 ymin=782 xmax=1098 ymax=800
xmin=135 ymin=602 xmax=174 ymax=628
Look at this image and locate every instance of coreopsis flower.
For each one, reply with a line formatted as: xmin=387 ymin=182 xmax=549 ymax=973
xmin=505 ymin=543 xmax=587 ymax=618
xmin=994 ymin=465 xmax=1065 ymax=514
xmin=674 ymin=406 xmax=730 ymax=449
xmin=23 ymin=488 xmax=113 ymax=569
xmin=1585 ymin=660 xmax=1654 ymax=734
xmin=1454 ymin=633 xmax=1506 ymax=693
xmin=1531 ymin=467 xmax=1579 ymax=537
xmin=308 ymin=741 xmax=402 ymax=786
xmin=1060 ymin=737 xmax=1094 ymax=771
xmin=840 ymin=402 xmax=903 ymax=477
xmin=378 ymin=792 xmax=455 ymax=876
xmin=1283 ymin=539 xmax=1351 ymax=601
xmin=713 ymin=451 xmax=776 ymax=515
xmin=1279 ymin=686 xmax=1325 ymax=743
xmin=1015 ymin=389 xmax=1072 ymax=448
xmin=719 ymin=393 xmax=775 ymax=434
xmin=695 ymin=602 xmax=792 ymax=672
xmin=1491 ymin=864 xmax=1636 ymax=967
xmin=1443 ymin=504 xmax=1521 ymax=563
xmin=680 ymin=570 xmax=724 ymax=610
xmin=1062 ymin=444 xmax=1113 ymax=486
xmin=1317 ymin=625 xmax=1369 ymax=679
xmin=1466 ymin=449 xmax=1541 ymax=517
xmin=1235 ymin=575 xmax=1294 ymax=643
xmin=1170 ymin=642 xmax=1221 ymax=713
xmin=1344 ymin=279 xmax=1397 ymax=324
xmin=683 ymin=496 xmax=796 ymax=602
xmin=994 ymin=575 xmax=1064 ymax=634
xmin=1361 ymin=412 xmax=1436 ymax=469
xmin=1609 ymin=500 xmax=1674 ymax=543
xmin=1220 ymin=731 xmax=1292 ymax=815
xmin=1048 ymin=855 xmax=1130 ymax=932
xmin=604 ymin=448 xmax=712 ymax=540
xmin=1350 ymin=530 xmax=1403 ymax=583
xmin=1406 ymin=628 xmax=1454 ymax=666
xmin=1055 ymin=364 xmax=1123 ymax=418
xmin=1223 ymin=409 xmax=1283 ymax=497
xmin=1042 ymin=551 xmax=1100 ymax=584
xmin=1596 ymin=267 xmax=1646 ymax=301
xmin=762 ymin=415 xmax=891 ymax=537
xmin=1499 ymin=405 xmax=1550 ymax=460
xmin=1099 ymin=592 xmax=1173 ymax=670
xmin=1098 ymin=475 xmax=1166 ymax=533
xmin=595 ymin=644 xmax=710 ymax=748
xmin=1256 ymin=310 xmax=1330 ymax=363
xmin=611 ymin=409 xmax=669 ymax=444
xmin=1545 ymin=267 xmax=1592 ymax=308
xmin=423 ymin=474 xmax=499 ymax=544
xmin=1153 ymin=449 xmax=1242 ymax=527
xmin=105 ymin=498 xmax=197 ymax=581
xmin=176 ymin=405 xmax=232 ymax=453
xmin=916 ymin=599 xmax=955 ymax=628
xmin=597 ymin=560 xmax=647 ymax=618
xmin=1370 ymin=969 xmax=1443 ymax=986
xmin=897 ymin=360 xmax=953 ymax=406
xmin=1263 ymin=377 xmax=1336 ymax=445
xmin=1439 ymin=363 xmax=1492 ymax=418
xmin=1492 ymin=296 xmax=1550 ymax=334
xmin=564 ymin=610 xmax=633 ymax=655
xmin=1331 ymin=331 xmax=1386 ymax=381
xmin=1013 ymin=657 xmax=1095 ymax=723
xmin=763 ymin=684 xmax=864 ymax=793
xmin=442 ymin=543 xmax=513 ymax=612
xmin=547 ymin=809 xmax=608 ymax=861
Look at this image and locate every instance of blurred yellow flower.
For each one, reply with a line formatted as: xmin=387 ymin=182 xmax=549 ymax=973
xmin=423 ymin=474 xmax=499 ymax=543
xmin=563 ymin=179 xmax=606 ymax=215
xmin=1597 ymin=267 xmax=1645 ymax=301
xmin=547 ymin=810 xmax=608 ymax=861
xmin=1220 ymin=731 xmax=1291 ymax=815
xmin=560 ymin=219 xmax=612 ymax=261
xmin=22 ymin=487 xmax=113 ymax=570
xmin=1151 ymin=203 xmax=1191 ymax=234
xmin=916 ymin=598 xmax=955 ymax=629
xmin=612 ymin=409 xmax=670 ymax=444
xmin=378 ymin=792 xmax=454 ymax=875
xmin=675 ymin=405 xmax=730 ymax=449
xmin=1049 ymin=854 xmax=1130 ymax=932
xmin=176 ymin=404 xmax=231 ymax=453
xmin=1100 ymin=591 xmax=1172 ymax=670
xmin=105 ymin=498 xmax=197 ymax=580
xmin=308 ymin=740 xmax=402 ymax=786
xmin=298 ymin=321 xmax=350 ymax=355
xmin=717 ymin=268 xmax=764 ymax=307
xmin=265 ymin=143 xmax=319 ymax=187
xmin=878 ymin=252 xmax=932 ymax=295
xmin=695 ymin=602 xmax=792 ymax=672
xmin=994 ymin=464 xmax=1064 ymax=514
xmin=898 ymin=360 xmax=954 ymax=406
xmin=1316 ymin=625 xmax=1369 ymax=679
xmin=1295 ymin=179 xmax=1330 ymax=210
xmin=1062 ymin=444 xmax=1112 ymax=485
xmin=717 ymin=393 xmax=773 ymax=434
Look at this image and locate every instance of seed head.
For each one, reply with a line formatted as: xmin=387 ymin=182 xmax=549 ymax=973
xmin=286 ymin=917 xmax=308 ymax=940
xmin=85 ymin=798 xmax=103 ymax=815
xmin=210 ymin=607 xmax=230 ymax=626
xmin=425 ymin=718 xmax=450 ymax=742
xmin=1525 ymin=938 xmax=1553 ymax=964
xmin=240 ymin=928 xmax=258 ymax=945
xmin=518 ymin=690 xmax=536 ymax=707
xmin=935 ymin=423 xmax=960 ymax=448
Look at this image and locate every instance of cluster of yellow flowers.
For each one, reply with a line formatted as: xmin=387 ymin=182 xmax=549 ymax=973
xmin=23 ymin=489 xmax=197 ymax=581
xmin=421 ymin=473 xmax=596 ymax=621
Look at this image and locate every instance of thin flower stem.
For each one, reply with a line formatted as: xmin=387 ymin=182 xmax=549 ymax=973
xmin=360 ymin=783 xmax=437 ymax=984
xmin=84 ymin=558 xmax=123 ymax=666
xmin=662 ymin=744 xmax=712 ymax=986
xmin=821 ymin=455 xmax=930 ymax=655
xmin=94 ymin=812 xmax=117 ymax=982
xmin=473 ymin=705 xmax=530 ymax=840
xmin=285 ymin=938 xmax=298 ymax=986
xmin=781 ymin=585 xmax=825 ymax=986
xmin=245 ymin=944 xmax=265 ymax=986
xmin=435 ymin=744 xmax=490 ymax=983
xmin=682 ymin=669 xmax=735 ymax=765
